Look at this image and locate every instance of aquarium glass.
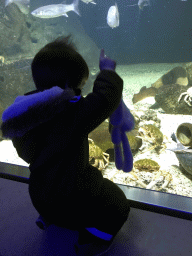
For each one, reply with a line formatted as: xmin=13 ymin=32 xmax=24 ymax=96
xmin=0 ymin=0 xmax=192 ymax=198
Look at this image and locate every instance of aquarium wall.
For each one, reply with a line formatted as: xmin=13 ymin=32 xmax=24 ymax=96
xmin=0 ymin=0 xmax=192 ymax=199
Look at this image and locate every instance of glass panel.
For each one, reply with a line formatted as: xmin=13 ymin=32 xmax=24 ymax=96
xmin=0 ymin=0 xmax=191 ymax=200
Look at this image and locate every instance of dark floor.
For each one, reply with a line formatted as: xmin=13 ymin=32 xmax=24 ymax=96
xmin=1 ymin=176 xmax=192 ymax=256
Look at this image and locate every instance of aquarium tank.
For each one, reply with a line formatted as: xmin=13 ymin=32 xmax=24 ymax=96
xmin=0 ymin=0 xmax=192 ymax=199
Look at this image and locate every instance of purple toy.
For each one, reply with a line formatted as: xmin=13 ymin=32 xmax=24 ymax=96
xmin=109 ymin=98 xmax=135 ymax=172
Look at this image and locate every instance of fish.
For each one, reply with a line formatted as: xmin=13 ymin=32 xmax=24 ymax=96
xmin=5 ymin=0 xmax=30 ymax=14
xmin=167 ymin=133 xmax=192 ymax=175
xmin=138 ymin=0 xmax=150 ymax=10
xmin=127 ymin=0 xmax=150 ymax=10
xmin=126 ymin=0 xmax=150 ymax=33
xmin=107 ymin=2 xmax=119 ymax=29
xmin=81 ymin=0 xmax=96 ymax=4
xmin=31 ymin=0 xmax=80 ymax=19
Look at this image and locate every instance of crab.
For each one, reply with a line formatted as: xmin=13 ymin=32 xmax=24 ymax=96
xmin=133 ymin=169 xmax=172 ymax=191
xmin=132 ymin=159 xmax=172 ymax=191
xmin=136 ymin=124 xmax=166 ymax=153
xmin=108 ymin=167 xmax=172 ymax=191
xmin=178 ymin=87 xmax=192 ymax=106
xmin=88 ymin=138 xmax=110 ymax=170
xmin=137 ymin=169 xmax=172 ymax=191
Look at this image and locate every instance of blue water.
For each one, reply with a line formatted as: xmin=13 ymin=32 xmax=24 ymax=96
xmin=30 ymin=0 xmax=191 ymax=64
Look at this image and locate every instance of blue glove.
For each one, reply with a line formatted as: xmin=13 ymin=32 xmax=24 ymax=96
xmin=109 ymin=98 xmax=135 ymax=172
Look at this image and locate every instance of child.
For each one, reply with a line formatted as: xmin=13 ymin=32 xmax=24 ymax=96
xmin=1 ymin=35 xmax=130 ymax=255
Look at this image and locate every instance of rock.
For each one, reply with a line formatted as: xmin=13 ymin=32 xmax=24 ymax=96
xmin=132 ymin=66 xmax=188 ymax=104
xmin=152 ymin=66 xmax=188 ymax=88
xmin=155 ymin=84 xmax=192 ymax=114
xmin=185 ymin=62 xmax=192 ymax=86
xmin=132 ymin=86 xmax=157 ymax=104
xmin=2 ymin=3 xmax=31 ymax=56
xmin=0 ymin=58 xmax=35 ymax=110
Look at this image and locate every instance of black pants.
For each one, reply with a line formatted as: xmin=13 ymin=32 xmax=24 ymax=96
xmin=29 ymin=172 xmax=130 ymax=241
xmin=77 ymin=178 xmax=130 ymax=244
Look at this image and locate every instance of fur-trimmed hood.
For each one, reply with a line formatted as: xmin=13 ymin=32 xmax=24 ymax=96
xmin=1 ymin=86 xmax=81 ymax=139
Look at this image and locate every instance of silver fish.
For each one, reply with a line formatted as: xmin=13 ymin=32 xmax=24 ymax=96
xmin=31 ymin=0 xmax=80 ymax=19
xmin=167 ymin=133 xmax=192 ymax=175
xmin=138 ymin=0 xmax=150 ymax=10
xmin=81 ymin=0 xmax=96 ymax=4
xmin=5 ymin=0 xmax=30 ymax=14
xmin=107 ymin=2 xmax=119 ymax=29
xmin=127 ymin=0 xmax=150 ymax=10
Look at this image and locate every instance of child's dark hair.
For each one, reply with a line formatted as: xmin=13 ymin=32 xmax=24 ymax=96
xmin=31 ymin=35 xmax=89 ymax=93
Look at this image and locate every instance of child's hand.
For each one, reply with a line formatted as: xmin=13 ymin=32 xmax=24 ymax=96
xmin=99 ymin=49 xmax=116 ymax=71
